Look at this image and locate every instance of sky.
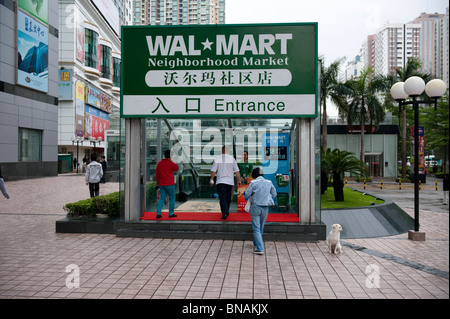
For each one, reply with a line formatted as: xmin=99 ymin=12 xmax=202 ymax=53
xmin=225 ymin=0 xmax=448 ymax=64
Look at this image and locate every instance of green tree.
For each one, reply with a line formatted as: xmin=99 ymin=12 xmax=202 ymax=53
xmin=420 ymin=92 xmax=449 ymax=173
xmin=334 ymin=67 xmax=386 ymax=162
xmin=322 ymin=148 xmax=367 ymax=201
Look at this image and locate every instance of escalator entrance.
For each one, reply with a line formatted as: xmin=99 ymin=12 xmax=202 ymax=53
xmin=143 ymin=119 xmax=298 ymax=217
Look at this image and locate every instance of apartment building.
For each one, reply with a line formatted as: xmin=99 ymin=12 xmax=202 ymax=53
xmin=373 ymin=23 xmax=421 ymax=76
xmin=436 ymin=7 xmax=449 ymax=86
xmin=133 ymin=0 xmax=225 ymax=25
xmin=410 ymin=12 xmax=445 ymax=76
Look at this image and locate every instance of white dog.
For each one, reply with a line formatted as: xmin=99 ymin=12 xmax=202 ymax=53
xmin=327 ymin=224 xmax=343 ymax=254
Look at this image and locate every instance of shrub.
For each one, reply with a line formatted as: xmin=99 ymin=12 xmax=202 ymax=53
xmin=64 ymin=192 xmax=120 ymax=218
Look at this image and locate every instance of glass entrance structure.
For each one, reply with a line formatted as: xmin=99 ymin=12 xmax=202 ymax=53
xmin=119 ymin=23 xmax=323 ymax=237
xmin=118 ymin=116 xmax=321 ymax=224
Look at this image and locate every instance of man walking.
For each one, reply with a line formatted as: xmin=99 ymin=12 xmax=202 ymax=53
xmin=100 ymin=156 xmax=107 ymax=183
xmin=85 ymin=154 xmax=103 ymax=197
xmin=210 ymin=146 xmax=241 ymax=219
xmin=156 ymin=150 xmax=179 ymax=218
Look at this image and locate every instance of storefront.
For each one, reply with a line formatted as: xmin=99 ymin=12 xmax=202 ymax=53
xmin=120 ymin=23 xmax=322 ymax=229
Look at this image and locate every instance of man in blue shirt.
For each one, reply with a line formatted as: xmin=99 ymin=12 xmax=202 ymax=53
xmin=244 ymin=167 xmax=277 ymax=255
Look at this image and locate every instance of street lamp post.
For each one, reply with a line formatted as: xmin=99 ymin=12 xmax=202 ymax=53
xmin=390 ymin=77 xmax=447 ymax=241
xmin=71 ymin=136 xmax=84 ymax=174
xmin=89 ymin=137 xmax=102 ymax=156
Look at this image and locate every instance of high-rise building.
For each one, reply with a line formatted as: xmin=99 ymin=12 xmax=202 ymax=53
xmin=133 ymin=0 xmax=225 ymax=26
xmin=410 ymin=12 xmax=445 ymax=77
xmin=373 ymin=23 xmax=421 ymax=76
xmin=436 ymin=7 xmax=449 ymax=87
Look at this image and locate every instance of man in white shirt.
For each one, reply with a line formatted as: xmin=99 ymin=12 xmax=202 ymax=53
xmin=210 ymin=146 xmax=241 ymax=219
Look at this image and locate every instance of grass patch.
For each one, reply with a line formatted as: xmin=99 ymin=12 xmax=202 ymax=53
xmin=321 ymin=187 xmax=384 ymax=209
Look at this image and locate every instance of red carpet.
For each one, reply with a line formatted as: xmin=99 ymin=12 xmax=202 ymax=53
xmin=141 ymin=212 xmax=299 ymax=223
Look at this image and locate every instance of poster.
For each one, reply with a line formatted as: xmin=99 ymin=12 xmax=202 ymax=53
xmin=75 ymin=82 xmax=85 ymax=137
xmin=18 ymin=0 xmax=48 ymax=25
xmin=262 ymin=133 xmax=290 ymax=208
xmin=58 ymin=69 xmax=73 ymax=100
xmin=17 ymin=10 xmax=48 ymax=93
xmin=84 ymin=105 xmax=109 ymax=141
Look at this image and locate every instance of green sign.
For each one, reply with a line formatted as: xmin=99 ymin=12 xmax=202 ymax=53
xmin=121 ymin=23 xmax=318 ymax=118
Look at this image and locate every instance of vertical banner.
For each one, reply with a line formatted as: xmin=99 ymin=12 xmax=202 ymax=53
xmin=410 ymin=126 xmax=425 ymax=174
xmin=17 ymin=10 xmax=49 ymax=92
xmin=76 ymin=22 xmax=85 ymax=63
xmin=58 ymin=69 xmax=73 ymax=100
xmin=75 ymin=82 xmax=85 ymax=137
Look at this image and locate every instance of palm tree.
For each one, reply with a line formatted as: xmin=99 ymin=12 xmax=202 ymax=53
xmin=322 ymin=148 xmax=367 ymax=201
xmin=334 ymin=67 xmax=386 ymax=162
xmin=319 ymin=57 xmax=345 ymax=152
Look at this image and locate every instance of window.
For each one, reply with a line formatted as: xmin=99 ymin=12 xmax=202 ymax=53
xmin=113 ymin=57 xmax=121 ymax=87
xmin=85 ymin=28 xmax=99 ymax=69
xmin=101 ymin=45 xmax=112 ymax=79
xmin=18 ymin=128 xmax=42 ymax=162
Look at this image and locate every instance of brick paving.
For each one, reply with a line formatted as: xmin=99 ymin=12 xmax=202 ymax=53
xmin=0 ymin=174 xmax=448 ymax=299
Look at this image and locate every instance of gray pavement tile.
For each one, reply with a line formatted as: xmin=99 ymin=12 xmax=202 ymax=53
xmin=0 ymin=175 xmax=448 ymax=299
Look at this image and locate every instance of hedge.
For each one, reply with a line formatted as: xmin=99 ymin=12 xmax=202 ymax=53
xmin=63 ymin=192 xmax=120 ymax=218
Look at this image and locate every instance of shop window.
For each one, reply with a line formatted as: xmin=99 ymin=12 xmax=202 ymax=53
xmin=85 ymin=28 xmax=99 ymax=69
xmin=101 ymin=45 xmax=112 ymax=79
xmin=18 ymin=128 xmax=42 ymax=162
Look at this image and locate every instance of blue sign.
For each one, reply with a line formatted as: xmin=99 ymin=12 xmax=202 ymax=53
xmin=262 ymin=133 xmax=290 ymax=207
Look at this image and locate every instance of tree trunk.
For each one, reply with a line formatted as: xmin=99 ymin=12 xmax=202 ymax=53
xmin=360 ymin=116 xmax=365 ymax=163
xmin=321 ymin=169 xmax=328 ymax=194
xmin=322 ymin=104 xmax=327 ymax=152
xmin=401 ymin=108 xmax=407 ymax=179
xmin=333 ymin=172 xmax=344 ymax=201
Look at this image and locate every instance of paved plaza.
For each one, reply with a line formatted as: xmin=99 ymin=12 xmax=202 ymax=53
xmin=0 ymin=174 xmax=448 ymax=300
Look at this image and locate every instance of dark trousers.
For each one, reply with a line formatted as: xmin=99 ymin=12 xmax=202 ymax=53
xmin=217 ymin=183 xmax=233 ymax=217
xmin=89 ymin=182 xmax=100 ymax=197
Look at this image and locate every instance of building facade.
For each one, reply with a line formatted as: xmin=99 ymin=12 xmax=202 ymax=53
xmin=133 ymin=0 xmax=225 ymax=25
xmin=436 ymin=7 xmax=449 ymax=87
xmin=57 ymin=0 xmax=123 ymax=172
xmin=373 ymin=23 xmax=421 ymax=76
xmin=410 ymin=12 xmax=445 ymax=77
xmin=0 ymin=0 xmax=59 ymax=180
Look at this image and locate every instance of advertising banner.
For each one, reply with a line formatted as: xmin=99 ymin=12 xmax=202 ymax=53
xmin=58 ymin=69 xmax=73 ymax=100
xmin=75 ymin=82 xmax=85 ymax=137
xmin=17 ymin=10 xmax=48 ymax=93
xmin=84 ymin=105 xmax=109 ymax=141
xmin=262 ymin=133 xmax=290 ymax=208
xmin=121 ymin=23 xmax=318 ymax=118
xmin=410 ymin=126 xmax=425 ymax=173
xmin=18 ymin=0 xmax=48 ymax=25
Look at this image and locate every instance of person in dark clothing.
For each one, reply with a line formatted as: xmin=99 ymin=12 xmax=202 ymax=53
xmin=100 ymin=156 xmax=107 ymax=183
xmin=0 ymin=166 xmax=10 ymax=199
xmin=443 ymin=174 xmax=449 ymax=205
